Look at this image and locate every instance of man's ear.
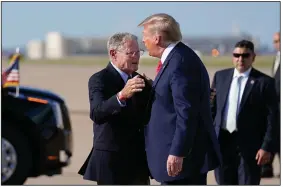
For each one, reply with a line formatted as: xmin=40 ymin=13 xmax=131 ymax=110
xmin=155 ymin=35 xmax=162 ymax=45
xmin=109 ymin=49 xmax=116 ymax=59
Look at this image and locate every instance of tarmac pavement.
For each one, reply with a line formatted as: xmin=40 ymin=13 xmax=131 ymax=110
xmin=15 ymin=64 xmax=279 ymax=185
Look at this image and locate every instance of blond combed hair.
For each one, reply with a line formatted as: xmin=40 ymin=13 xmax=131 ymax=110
xmin=138 ymin=13 xmax=182 ymax=45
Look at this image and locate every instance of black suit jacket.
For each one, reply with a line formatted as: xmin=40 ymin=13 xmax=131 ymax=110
xmin=211 ymin=68 xmax=278 ymax=156
xmin=271 ymin=55 xmax=280 ymax=151
xmin=78 ymin=63 xmax=151 ymax=177
xmin=272 ymin=59 xmax=280 ymax=104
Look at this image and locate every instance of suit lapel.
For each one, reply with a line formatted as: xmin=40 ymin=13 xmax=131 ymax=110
xmin=219 ymin=69 xmax=234 ymax=110
xmin=239 ymin=68 xmax=256 ymax=112
xmin=106 ymin=62 xmax=126 ymax=89
xmin=275 ymin=63 xmax=281 ymax=78
xmin=152 ymin=59 xmax=170 ymax=88
xmin=272 ymin=54 xmax=280 ymax=76
xmin=152 ymin=42 xmax=181 ymax=88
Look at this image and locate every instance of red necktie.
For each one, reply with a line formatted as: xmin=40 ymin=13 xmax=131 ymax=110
xmin=156 ymin=60 xmax=162 ymax=75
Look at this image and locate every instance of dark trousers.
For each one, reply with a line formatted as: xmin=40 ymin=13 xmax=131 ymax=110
xmin=84 ymin=149 xmax=150 ymax=185
xmin=261 ymin=142 xmax=280 ymax=174
xmin=97 ymin=177 xmax=149 ymax=185
xmin=262 ymin=112 xmax=281 ymax=175
xmin=161 ymin=173 xmax=207 ymax=185
xmin=214 ymin=129 xmax=261 ymax=185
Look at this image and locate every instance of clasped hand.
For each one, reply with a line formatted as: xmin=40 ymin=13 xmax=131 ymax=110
xmin=120 ymin=75 xmax=145 ymax=99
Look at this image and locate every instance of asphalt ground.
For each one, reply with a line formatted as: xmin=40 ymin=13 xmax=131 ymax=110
xmin=13 ymin=64 xmax=279 ymax=185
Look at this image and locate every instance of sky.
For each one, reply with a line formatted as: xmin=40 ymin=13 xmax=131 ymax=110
xmin=2 ymin=1 xmax=281 ymax=49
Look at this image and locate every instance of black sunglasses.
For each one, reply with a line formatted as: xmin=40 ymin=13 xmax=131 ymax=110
xmin=233 ymin=53 xmax=251 ymax=58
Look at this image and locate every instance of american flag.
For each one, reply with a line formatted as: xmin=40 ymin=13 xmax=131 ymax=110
xmin=2 ymin=53 xmax=20 ymax=87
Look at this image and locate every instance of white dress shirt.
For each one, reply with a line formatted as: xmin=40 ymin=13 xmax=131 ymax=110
xmin=222 ymin=67 xmax=252 ymax=131
xmin=160 ymin=42 xmax=178 ymax=64
xmin=110 ymin=61 xmax=130 ymax=83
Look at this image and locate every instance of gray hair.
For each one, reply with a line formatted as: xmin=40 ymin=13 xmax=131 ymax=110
xmin=107 ymin=32 xmax=138 ymax=56
xmin=138 ymin=13 xmax=182 ymax=45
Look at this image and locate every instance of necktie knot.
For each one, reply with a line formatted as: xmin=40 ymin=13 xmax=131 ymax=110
xmin=237 ymin=75 xmax=243 ymax=82
xmin=156 ymin=60 xmax=162 ymax=74
xmin=127 ymin=75 xmax=132 ymax=82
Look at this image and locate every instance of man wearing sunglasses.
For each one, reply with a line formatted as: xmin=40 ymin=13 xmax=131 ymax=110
xmin=211 ymin=40 xmax=278 ymax=185
xmin=261 ymin=32 xmax=281 ymax=178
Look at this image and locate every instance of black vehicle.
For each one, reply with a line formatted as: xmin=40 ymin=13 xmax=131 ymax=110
xmin=2 ymin=86 xmax=73 ymax=185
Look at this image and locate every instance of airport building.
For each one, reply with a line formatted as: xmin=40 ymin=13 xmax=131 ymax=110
xmin=26 ymin=31 xmax=261 ymax=60
xmin=26 ymin=40 xmax=44 ymax=60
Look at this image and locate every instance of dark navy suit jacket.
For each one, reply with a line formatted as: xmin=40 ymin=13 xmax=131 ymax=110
xmin=145 ymin=42 xmax=222 ymax=182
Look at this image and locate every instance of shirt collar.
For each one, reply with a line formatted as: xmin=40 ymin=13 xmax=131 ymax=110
xmin=110 ymin=61 xmax=130 ymax=83
xmin=160 ymin=42 xmax=179 ymax=64
xmin=233 ymin=67 xmax=252 ymax=78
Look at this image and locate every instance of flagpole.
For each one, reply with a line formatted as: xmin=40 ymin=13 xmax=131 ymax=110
xmin=15 ymin=47 xmax=20 ymax=97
